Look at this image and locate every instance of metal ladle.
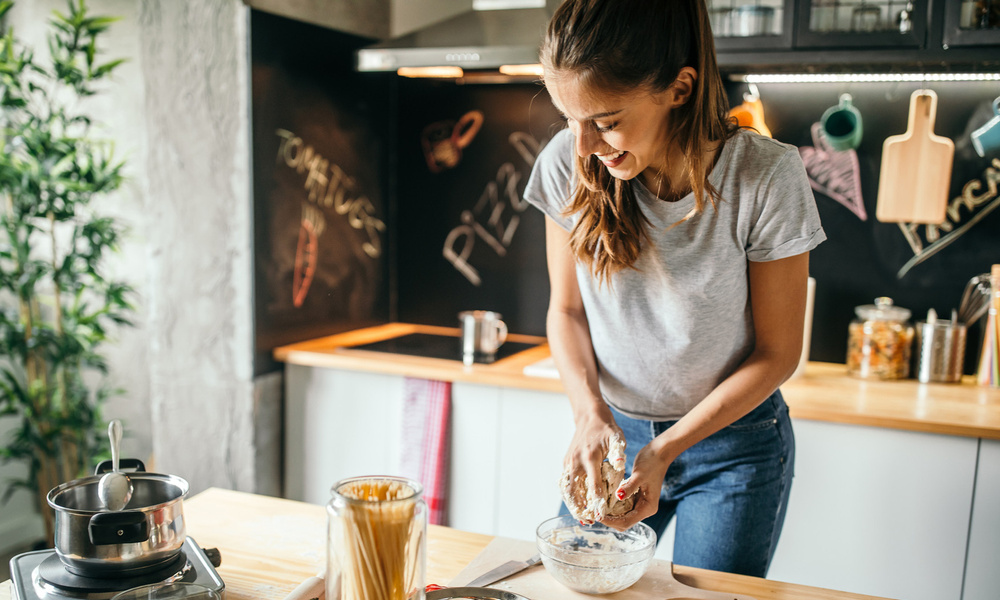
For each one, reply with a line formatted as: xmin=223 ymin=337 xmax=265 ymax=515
xmin=98 ymin=419 xmax=133 ymax=511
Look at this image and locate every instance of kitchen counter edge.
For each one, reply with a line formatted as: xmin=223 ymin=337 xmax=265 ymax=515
xmin=274 ymin=323 xmax=1000 ymax=441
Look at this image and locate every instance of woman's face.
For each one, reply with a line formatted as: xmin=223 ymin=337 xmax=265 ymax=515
xmin=546 ymin=72 xmax=677 ymax=189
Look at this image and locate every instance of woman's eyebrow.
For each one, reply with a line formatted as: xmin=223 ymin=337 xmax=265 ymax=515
xmin=584 ymin=109 xmax=622 ymax=121
xmin=558 ymin=108 xmax=623 ymax=122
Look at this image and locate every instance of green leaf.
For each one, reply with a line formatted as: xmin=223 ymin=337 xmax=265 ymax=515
xmin=91 ymin=58 xmax=123 ymax=79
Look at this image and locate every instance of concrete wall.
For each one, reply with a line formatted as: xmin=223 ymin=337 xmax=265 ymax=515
xmin=0 ymin=0 xmax=266 ymax=551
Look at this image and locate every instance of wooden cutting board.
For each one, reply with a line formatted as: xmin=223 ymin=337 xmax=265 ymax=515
xmin=450 ymin=536 xmax=757 ymax=600
xmin=875 ymin=89 xmax=953 ymax=224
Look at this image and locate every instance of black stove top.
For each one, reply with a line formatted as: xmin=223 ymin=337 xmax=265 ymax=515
xmin=9 ymin=537 xmax=225 ymax=600
xmin=346 ymin=332 xmax=538 ymax=364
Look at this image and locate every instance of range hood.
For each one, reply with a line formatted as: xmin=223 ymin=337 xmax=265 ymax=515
xmin=357 ymin=0 xmax=559 ymax=73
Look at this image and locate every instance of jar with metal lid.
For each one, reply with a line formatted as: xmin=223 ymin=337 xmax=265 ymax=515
xmin=847 ymin=297 xmax=915 ymax=379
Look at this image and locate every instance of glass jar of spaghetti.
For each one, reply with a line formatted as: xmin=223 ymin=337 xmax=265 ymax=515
xmin=327 ymin=476 xmax=427 ymax=600
xmin=847 ymin=297 xmax=915 ymax=379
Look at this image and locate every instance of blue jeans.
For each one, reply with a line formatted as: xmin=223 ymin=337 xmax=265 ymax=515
xmin=560 ymin=390 xmax=794 ymax=578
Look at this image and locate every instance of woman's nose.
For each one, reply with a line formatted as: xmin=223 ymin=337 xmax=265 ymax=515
xmin=574 ymin=126 xmax=601 ymax=158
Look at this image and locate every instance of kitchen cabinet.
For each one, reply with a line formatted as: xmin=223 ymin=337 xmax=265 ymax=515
xmin=711 ymin=0 xmax=1000 ymax=71
xmin=709 ymin=0 xmax=795 ymax=51
xmin=282 ymin=367 xmax=577 ymax=538
xmin=766 ymin=419 xmax=977 ymax=600
xmin=944 ymin=0 xmax=1000 ymax=47
xmin=963 ymin=439 xmax=1000 ymax=600
xmin=793 ymin=0 xmax=929 ymax=49
xmin=278 ymin=338 xmax=1000 ymax=600
xmin=284 ymin=364 xmax=406 ymax=505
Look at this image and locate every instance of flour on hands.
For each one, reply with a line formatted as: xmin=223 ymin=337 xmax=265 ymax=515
xmin=560 ymin=434 xmax=635 ymax=523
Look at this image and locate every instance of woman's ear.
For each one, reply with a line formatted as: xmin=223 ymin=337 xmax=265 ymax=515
xmin=668 ymin=67 xmax=698 ymax=107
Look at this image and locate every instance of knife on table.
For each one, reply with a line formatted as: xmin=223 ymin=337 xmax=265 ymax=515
xmin=466 ymin=553 xmax=542 ymax=587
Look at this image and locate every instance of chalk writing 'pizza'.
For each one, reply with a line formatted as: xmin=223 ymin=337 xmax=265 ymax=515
xmin=443 ymin=132 xmax=543 ymax=286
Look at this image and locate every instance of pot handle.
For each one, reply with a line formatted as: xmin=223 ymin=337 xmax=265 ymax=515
xmin=94 ymin=458 xmax=146 ymax=475
xmin=89 ymin=511 xmax=150 ymax=545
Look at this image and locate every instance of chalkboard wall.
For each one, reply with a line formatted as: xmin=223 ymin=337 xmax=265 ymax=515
xmin=393 ymin=77 xmax=1000 ymax=370
xmin=393 ymin=79 xmax=561 ymax=336
xmin=251 ymin=12 xmax=392 ymax=374
xmin=741 ymin=80 xmax=1000 ymax=370
xmin=251 ymin=11 xmax=1000 ymax=374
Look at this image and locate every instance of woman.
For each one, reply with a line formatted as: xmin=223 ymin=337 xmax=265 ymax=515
xmin=523 ymin=0 xmax=826 ymax=577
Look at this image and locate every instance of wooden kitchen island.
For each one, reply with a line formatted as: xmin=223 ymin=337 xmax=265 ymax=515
xmin=0 ymin=487 xmax=893 ymax=600
xmin=275 ymin=323 xmax=1000 ymax=600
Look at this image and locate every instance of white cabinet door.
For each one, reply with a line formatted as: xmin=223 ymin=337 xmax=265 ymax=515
xmin=768 ymin=419 xmax=977 ymax=600
xmin=964 ymin=439 xmax=1000 ymax=600
xmin=449 ymin=382 xmax=502 ymax=536
xmin=494 ymin=387 xmax=574 ymax=542
xmin=284 ymin=365 xmax=405 ymax=505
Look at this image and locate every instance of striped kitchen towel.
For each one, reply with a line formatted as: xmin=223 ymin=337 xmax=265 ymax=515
xmin=399 ymin=377 xmax=452 ymax=525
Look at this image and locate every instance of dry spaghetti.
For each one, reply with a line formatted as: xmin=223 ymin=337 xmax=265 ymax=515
xmin=329 ymin=477 xmax=425 ymax=600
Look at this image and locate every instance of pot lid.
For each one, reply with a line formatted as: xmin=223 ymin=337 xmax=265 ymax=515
xmin=855 ymin=296 xmax=912 ymax=321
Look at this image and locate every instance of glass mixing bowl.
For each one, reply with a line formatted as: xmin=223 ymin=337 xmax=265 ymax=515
xmin=535 ymin=514 xmax=656 ymax=594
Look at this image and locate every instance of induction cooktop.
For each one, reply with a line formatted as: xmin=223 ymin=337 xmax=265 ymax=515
xmin=345 ymin=333 xmax=537 ymax=364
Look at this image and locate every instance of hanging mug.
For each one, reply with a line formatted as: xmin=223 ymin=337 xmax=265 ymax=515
xmin=971 ymin=97 xmax=1000 ymax=157
xmin=820 ymin=93 xmax=864 ymax=151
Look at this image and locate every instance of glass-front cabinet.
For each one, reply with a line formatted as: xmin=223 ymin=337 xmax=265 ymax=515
xmin=944 ymin=0 xmax=1000 ymax=47
xmin=795 ymin=0 xmax=928 ymax=47
xmin=709 ymin=0 xmax=794 ymax=50
xmin=710 ymin=0 xmax=999 ymax=58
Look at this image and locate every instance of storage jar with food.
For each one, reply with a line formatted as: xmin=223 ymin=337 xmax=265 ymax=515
xmin=847 ymin=297 xmax=915 ymax=379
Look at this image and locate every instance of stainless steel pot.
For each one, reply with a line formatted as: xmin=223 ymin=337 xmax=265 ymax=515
xmin=46 ymin=459 xmax=189 ymax=576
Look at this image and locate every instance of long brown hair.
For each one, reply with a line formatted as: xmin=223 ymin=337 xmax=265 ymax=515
xmin=541 ymin=0 xmax=738 ymax=282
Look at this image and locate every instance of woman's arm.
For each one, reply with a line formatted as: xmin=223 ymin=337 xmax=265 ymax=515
xmin=605 ymin=252 xmax=809 ymax=529
xmin=544 ymin=217 xmax=623 ymax=516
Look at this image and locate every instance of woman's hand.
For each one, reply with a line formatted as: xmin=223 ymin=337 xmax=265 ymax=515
xmin=602 ymin=442 xmax=673 ymax=531
xmin=562 ymin=408 xmax=623 ymax=524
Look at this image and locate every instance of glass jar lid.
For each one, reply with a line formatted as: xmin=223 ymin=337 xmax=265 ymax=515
xmin=854 ymin=297 xmax=911 ymax=322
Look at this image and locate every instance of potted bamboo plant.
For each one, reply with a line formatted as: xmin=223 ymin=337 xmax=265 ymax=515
xmin=0 ymin=0 xmax=132 ymax=544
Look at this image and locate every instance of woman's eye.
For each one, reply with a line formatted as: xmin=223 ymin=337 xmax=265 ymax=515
xmin=595 ymin=122 xmax=617 ymax=133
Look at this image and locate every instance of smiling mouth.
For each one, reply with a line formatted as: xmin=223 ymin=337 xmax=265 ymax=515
xmin=596 ymin=149 xmax=627 ymax=167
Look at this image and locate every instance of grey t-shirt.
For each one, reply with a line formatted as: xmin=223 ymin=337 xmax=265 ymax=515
xmin=524 ymin=128 xmax=826 ymax=420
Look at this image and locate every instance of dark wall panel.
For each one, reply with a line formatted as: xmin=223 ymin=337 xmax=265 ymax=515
xmin=394 ymin=80 xmax=562 ymax=337
xmin=251 ymin=11 xmax=392 ymax=374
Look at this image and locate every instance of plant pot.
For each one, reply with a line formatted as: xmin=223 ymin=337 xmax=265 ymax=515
xmin=46 ymin=459 xmax=189 ymax=577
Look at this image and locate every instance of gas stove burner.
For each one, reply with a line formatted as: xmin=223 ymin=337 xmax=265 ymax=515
xmin=9 ymin=537 xmax=225 ymax=600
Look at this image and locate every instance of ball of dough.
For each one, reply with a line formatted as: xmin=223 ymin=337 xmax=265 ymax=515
xmin=559 ymin=434 xmax=634 ymax=522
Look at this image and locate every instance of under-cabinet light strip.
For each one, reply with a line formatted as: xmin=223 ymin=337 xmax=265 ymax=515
xmin=397 ymin=66 xmax=465 ymax=78
xmin=741 ymin=73 xmax=1000 ymax=83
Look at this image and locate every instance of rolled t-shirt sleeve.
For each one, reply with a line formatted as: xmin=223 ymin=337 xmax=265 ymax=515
xmin=523 ymin=128 xmax=577 ymax=231
xmin=746 ymin=147 xmax=826 ymax=262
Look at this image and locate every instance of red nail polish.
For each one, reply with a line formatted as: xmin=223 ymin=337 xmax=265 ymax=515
xmin=616 ymin=489 xmax=625 ymax=499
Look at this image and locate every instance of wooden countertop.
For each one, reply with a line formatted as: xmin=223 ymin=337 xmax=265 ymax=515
xmin=274 ymin=323 xmax=1000 ymax=440
xmin=0 ymin=487 xmax=892 ymax=599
